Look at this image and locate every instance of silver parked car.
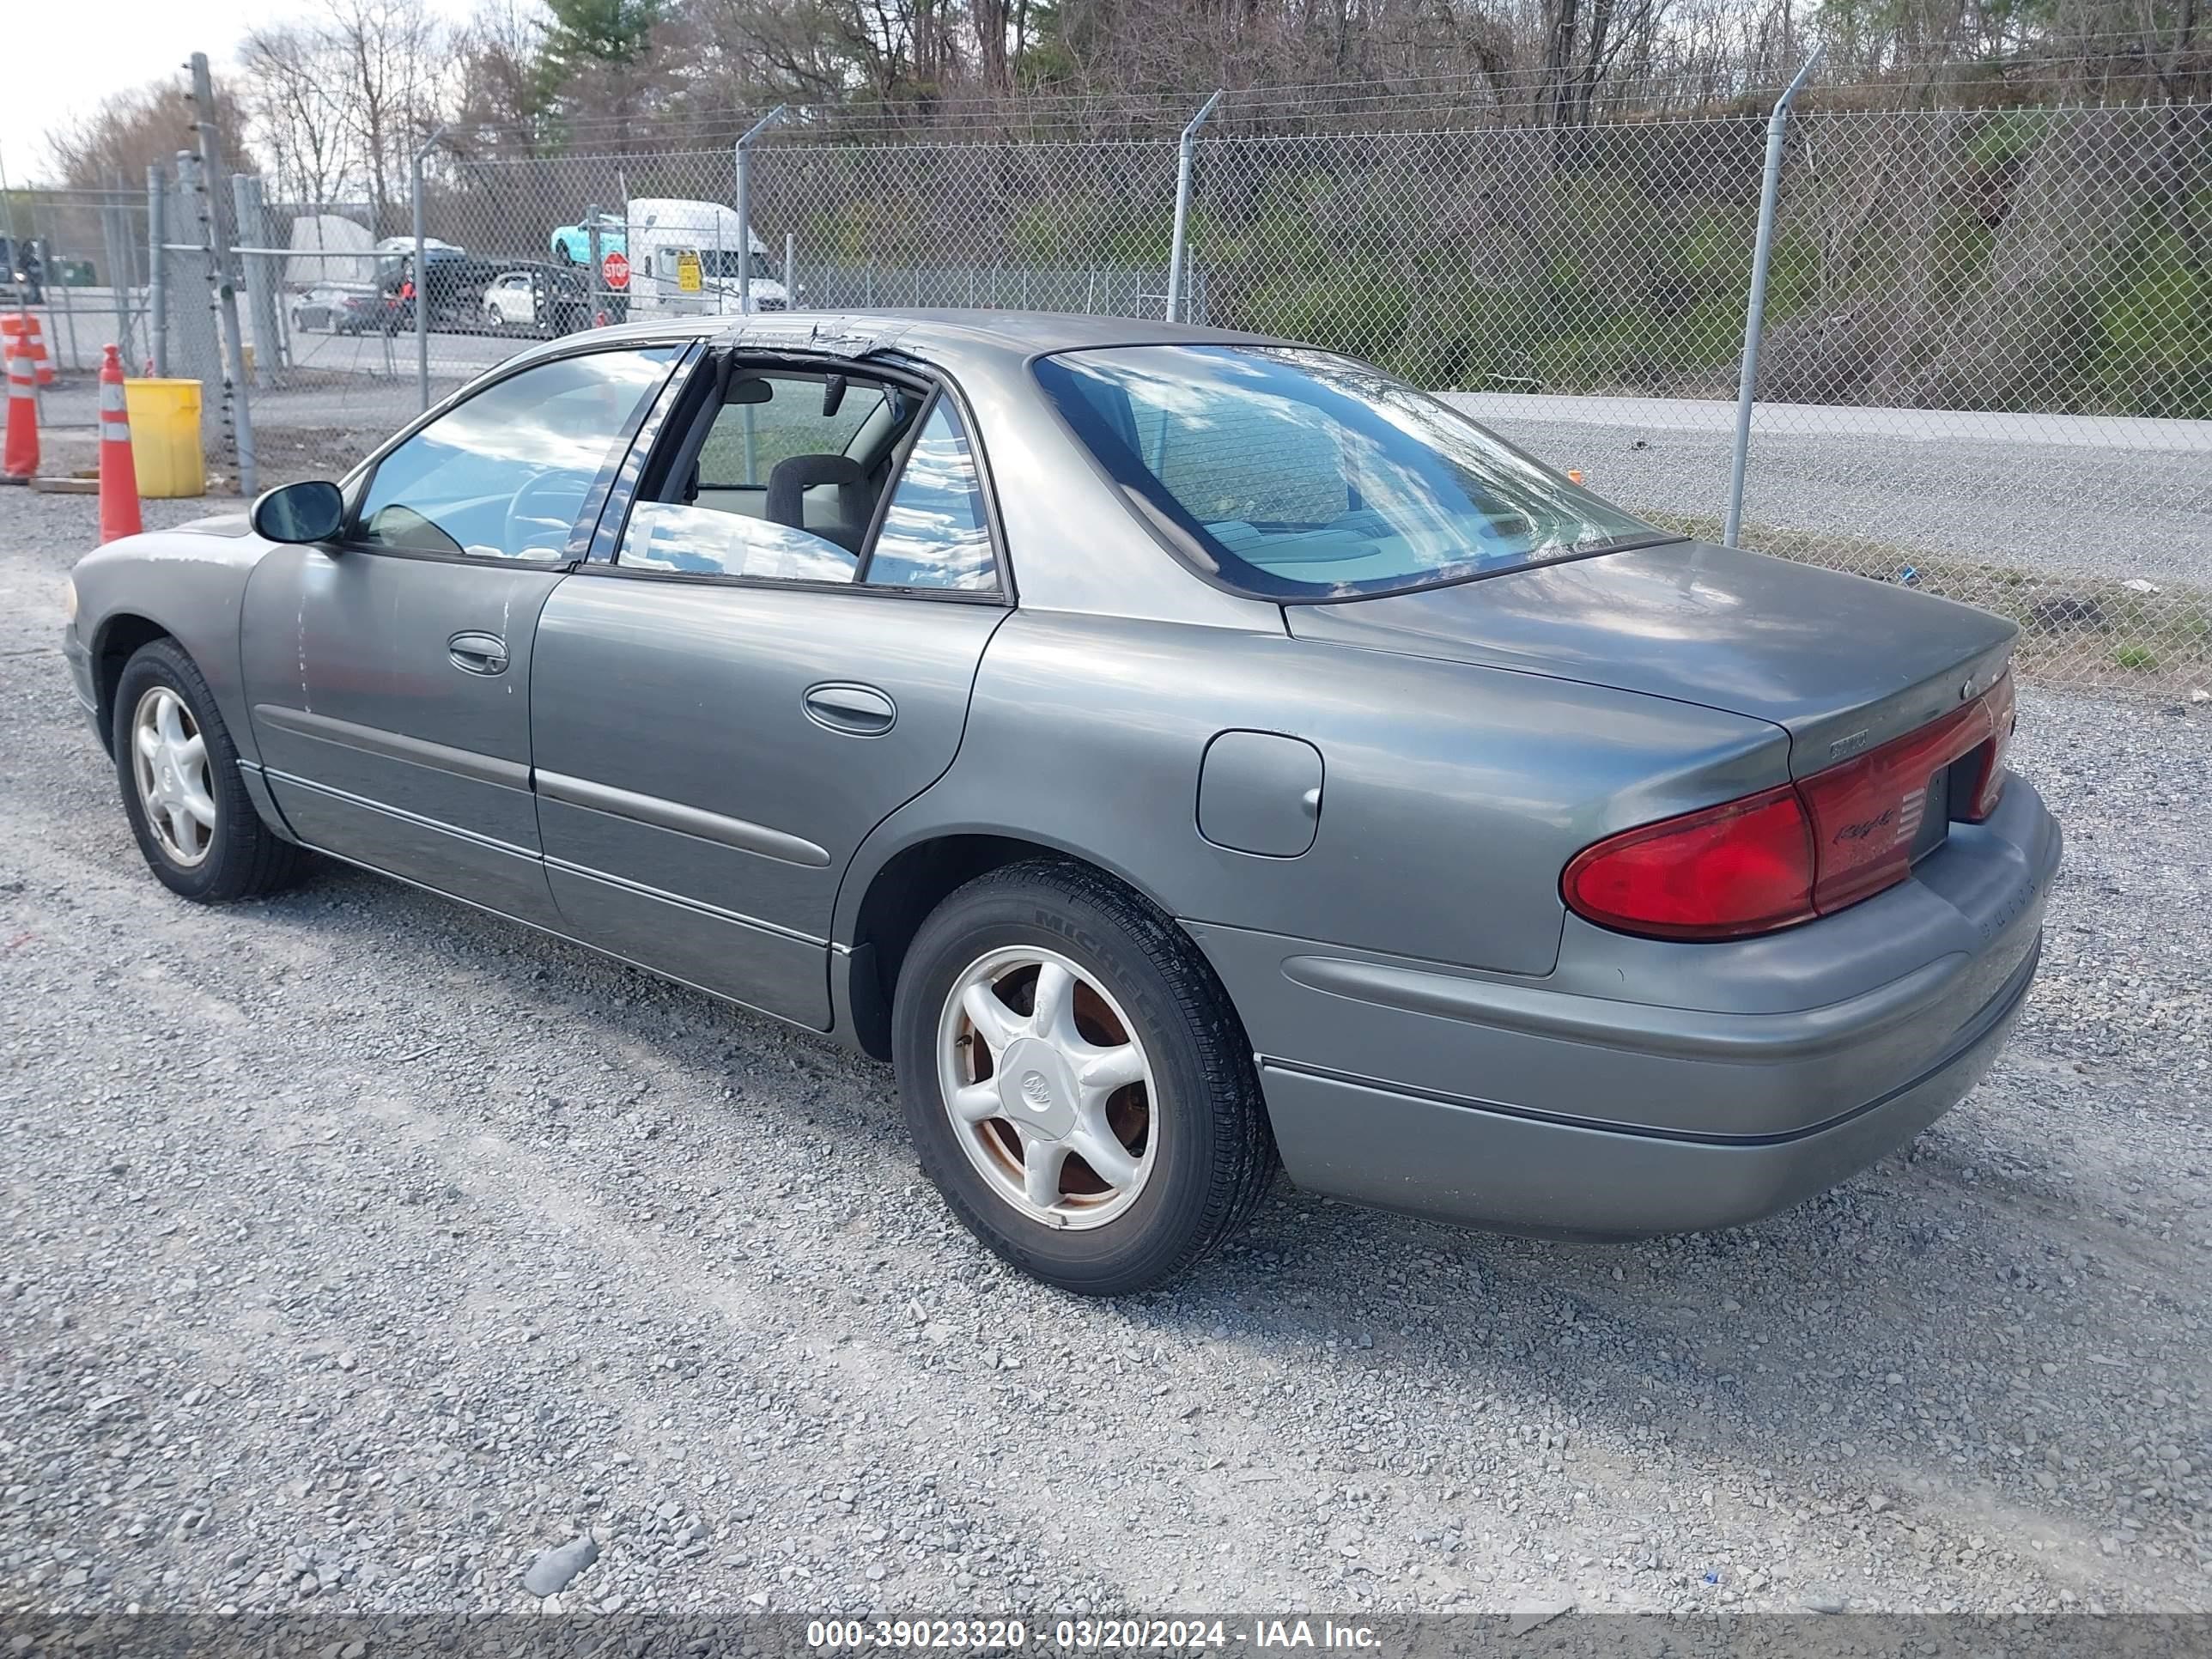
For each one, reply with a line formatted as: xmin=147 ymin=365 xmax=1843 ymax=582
xmin=64 ymin=313 xmax=2060 ymax=1295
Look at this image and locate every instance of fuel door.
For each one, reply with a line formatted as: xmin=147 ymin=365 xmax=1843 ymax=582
xmin=1197 ymin=730 xmax=1324 ymax=859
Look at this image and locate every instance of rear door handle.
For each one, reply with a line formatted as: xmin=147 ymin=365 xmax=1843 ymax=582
xmin=803 ymin=682 xmax=896 ymax=736
xmin=448 ymin=632 xmax=509 ymax=676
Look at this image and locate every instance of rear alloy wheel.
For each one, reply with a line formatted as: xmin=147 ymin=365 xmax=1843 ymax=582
xmin=893 ymin=860 xmax=1277 ymax=1295
xmin=938 ymin=945 xmax=1159 ymax=1230
xmin=112 ymin=638 xmax=302 ymax=903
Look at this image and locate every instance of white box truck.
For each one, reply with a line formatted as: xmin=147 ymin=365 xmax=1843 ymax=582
xmin=622 ymin=198 xmax=791 ymax=316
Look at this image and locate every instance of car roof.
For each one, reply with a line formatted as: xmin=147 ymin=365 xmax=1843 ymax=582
xmin=526 ymin=307 xmax=1290 ymax=365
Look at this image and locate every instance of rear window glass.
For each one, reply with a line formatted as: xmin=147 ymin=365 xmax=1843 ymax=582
xmin=1034 ymin=344 xmax=1667 ymax=600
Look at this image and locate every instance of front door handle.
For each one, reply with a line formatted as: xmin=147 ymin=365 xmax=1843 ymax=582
xmin=448 ymin=631 xmax=509 ymax=676
xmin=803 ymin=682 xmax=896 ymax=736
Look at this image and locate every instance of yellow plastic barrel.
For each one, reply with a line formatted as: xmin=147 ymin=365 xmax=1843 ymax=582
xmin=123 ymin=379 xmax=205 ymax=499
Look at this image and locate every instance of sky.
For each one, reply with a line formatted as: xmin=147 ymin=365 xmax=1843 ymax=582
xmin=2 ymin=0 xmax=478 ymax=188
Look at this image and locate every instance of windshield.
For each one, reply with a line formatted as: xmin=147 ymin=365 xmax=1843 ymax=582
xmin=1034 ymin=344 xmax=1669 ymax=600
xmin=696 ymin=249 xmax=776 ymax=282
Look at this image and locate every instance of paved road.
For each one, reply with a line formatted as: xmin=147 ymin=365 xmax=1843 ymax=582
xmin=1451 ymin=393 xmax=2212 ymax=453
xmin=1440 ymin=396 xmax=2212 ymax=590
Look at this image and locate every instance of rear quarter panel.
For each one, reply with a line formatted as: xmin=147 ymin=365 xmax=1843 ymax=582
xmin=840 ymin=611 xmax=1793 ymax=976
xmin=71 ymin=522 xmax=269 ymax=761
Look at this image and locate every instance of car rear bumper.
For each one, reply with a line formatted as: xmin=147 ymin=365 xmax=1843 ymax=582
xmin=1254 ymin=928 xmax=2036 ymax=1237
xmin=1189 ymin=776 xmax=2059 ymax=1237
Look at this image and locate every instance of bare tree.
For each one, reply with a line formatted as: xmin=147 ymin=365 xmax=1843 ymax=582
xmin=449 ymin=0 xmax=560 ymax=155
xmin=323 ymin=0 xmax=447 ymax=234
xmin=239 ymin=24 xmax=359 ymax=206
xmin=45 ymin=76 xmax=258 ymax=190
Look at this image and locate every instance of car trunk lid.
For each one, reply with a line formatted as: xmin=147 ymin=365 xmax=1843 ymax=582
xmin=1283 ymin=539 xmax=2016 ymax=776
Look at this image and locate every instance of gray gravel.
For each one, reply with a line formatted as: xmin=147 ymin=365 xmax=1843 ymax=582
xmin=3 ymin=484 xmax=2209 ymax=1619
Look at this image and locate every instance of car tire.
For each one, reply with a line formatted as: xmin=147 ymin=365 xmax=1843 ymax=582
xmin=892 ymin=859 xmax=1277 ymax=1296
xmin=112 ymin=638 xmax=302 ymax=904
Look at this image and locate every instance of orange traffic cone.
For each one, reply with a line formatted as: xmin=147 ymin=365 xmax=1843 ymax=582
xmin=97 ymin=344 xmax=143 ymax=541
xmin=0 ymin=313 xmax=56 ymax=387
xmin=1 ymin=342 xmax=36 ymax=483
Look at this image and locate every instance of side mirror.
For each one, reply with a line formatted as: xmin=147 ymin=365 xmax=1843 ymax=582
xmin=251 ymin=479 xmax=345 ymax=544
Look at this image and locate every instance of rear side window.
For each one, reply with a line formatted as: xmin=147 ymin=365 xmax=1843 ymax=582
xmin=617 ymin=368 xmax=903 ymax=583
xmin=1035 ymin=344 xmax=1664 ymax=600
xmin=614 ymin=367 xmax=999 ymax=594
xmin=695 ymin=373 xmax=886 ymax=489
xmin=864 ymin=401 xmax=996 ymax=592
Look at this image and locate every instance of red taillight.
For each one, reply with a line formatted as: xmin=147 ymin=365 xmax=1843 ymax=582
xmin=1561 ymin=785 xmax=1816 ymax=941
xmin=1565 ymin=672 xmax=2014 ymax=941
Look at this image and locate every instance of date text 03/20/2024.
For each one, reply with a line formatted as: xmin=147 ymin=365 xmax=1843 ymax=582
xmin=804 ymin=1620 xmax=1383 ymax=1650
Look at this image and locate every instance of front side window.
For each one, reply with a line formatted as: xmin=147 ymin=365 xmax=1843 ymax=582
xmin=356 ymin=345 xmax=678 ymax=561
xmin=1034 ymin=344 xmax=1668 ymax=601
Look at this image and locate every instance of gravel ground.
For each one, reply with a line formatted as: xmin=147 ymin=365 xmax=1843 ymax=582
xmin=3 ymin=485 xmax=2209 ymax=1621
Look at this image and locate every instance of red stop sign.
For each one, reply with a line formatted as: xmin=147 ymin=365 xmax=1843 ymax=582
xmin=602 ymin=251 xmax=630 ymax=289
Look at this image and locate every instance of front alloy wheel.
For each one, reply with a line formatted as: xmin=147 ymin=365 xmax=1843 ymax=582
xmin=131 ymin=684 xmax=216 ymax=866
xmin=112 ymin=637 xmax=302 ymax=902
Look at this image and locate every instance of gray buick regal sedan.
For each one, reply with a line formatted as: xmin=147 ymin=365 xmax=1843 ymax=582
xmin=65 ymin=311 xmax=2060 ymax=1295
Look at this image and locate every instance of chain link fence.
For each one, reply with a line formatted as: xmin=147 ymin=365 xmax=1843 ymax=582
xmin=1183 ymin=104 xmax=2211 ymax=695
xmin=51 ymin=91 xmax=2206 ymax=694
xmin=1742 ymin=104 xmax=2210 ymax=694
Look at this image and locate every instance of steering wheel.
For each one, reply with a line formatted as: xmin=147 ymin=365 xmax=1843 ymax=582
xmin=503 ymin=469 xmax=587 ymax=559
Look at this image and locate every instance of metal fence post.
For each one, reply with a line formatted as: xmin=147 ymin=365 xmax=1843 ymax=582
xmin=146 ymin=165 xmax=167 ymax=375
xmin=784 ymin=230 xmax=796 ymax=309
xmin=232 ymin=172 xmax=281 ymax=383
xmin=1166 ymin=90 xmax=1224 ymax=324
xmin=190 ymin=52 xmax=254 ymax=496
xmin=413 ymin=128 xmax=447 ymax=413
xmin=585 ymin=207 xmax=603 ymax=321
xmin=40 ymin=201 xmax=82 ymax=373
xmin=734 ymin=106 xmax=787 ymax=316
xmin=101 ymin=189 xmax=134 ymax=363
xmin=1723 ymin=50 xmax=1821 ymax=549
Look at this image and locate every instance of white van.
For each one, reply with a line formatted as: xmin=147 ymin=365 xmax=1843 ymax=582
xmin=623 ymin=198 xmax=791 ymax=317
